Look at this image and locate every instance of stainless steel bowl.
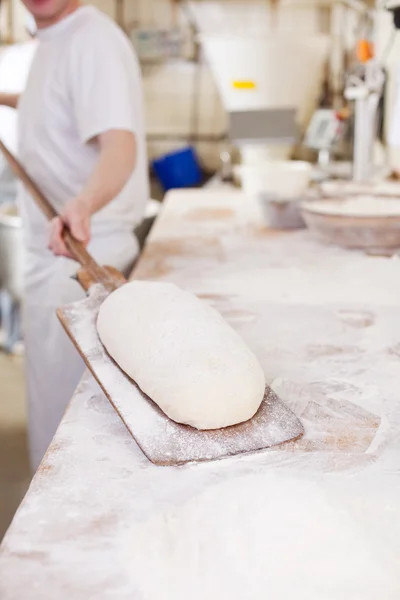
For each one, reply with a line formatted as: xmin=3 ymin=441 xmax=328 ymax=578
xmin=258 ymin=193 xmax=306 ymax=230
xmin=0 ymin=203 xmax=24 ymax=301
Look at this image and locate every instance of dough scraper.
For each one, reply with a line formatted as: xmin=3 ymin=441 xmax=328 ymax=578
xmin=0 ymin=140 xmax=304 ymax=466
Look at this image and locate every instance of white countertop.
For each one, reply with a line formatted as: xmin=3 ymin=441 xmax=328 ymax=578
xmin=1 ymin=189 xmax=400 ymax=599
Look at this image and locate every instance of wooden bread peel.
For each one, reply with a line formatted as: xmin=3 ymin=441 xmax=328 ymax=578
xmin=0 ymin=141 xmax=304 ymax=465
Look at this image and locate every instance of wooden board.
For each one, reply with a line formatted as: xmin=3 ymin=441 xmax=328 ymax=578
xmin=57 ymin=283 xmax=304 ymax=466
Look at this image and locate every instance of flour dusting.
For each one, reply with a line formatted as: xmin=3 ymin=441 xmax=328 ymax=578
xmin=1 ymin=190 xmax=400 ymax=599
xmin=122 ymin=471 xmax=399 ymax=600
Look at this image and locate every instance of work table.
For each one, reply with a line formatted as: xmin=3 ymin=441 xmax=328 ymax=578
xmin=1 ymin=189 xmax=400 ymax=598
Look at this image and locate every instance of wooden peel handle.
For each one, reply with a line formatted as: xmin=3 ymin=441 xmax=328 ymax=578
xmin=0 ymin=139 xmax=116 ymax=290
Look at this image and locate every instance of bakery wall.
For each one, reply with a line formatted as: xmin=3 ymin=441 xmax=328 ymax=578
xmin=8 ymin=0 xmax=360 ymax=170
xmin=87 ymin=0 xmax=336 ymax=169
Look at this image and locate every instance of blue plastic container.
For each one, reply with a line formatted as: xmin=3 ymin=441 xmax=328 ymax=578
xmin=152 ymin=146 xmax=202 ymax=191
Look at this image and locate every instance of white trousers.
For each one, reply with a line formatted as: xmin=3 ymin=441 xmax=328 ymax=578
xmin=23 ymin=231 xmax=139 ymax=472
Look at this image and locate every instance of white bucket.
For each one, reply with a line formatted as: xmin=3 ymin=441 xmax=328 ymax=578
xmin=235 ymin=161 xmax=313 ymax=198
xmin=200 ymin=34 xmax=330 ymax=129
xmin=240 ymin=144 xmax=293 ymax=165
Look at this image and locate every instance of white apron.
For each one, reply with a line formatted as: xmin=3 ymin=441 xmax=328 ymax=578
xmin=23 ymin=231 xmax=139 ymax=472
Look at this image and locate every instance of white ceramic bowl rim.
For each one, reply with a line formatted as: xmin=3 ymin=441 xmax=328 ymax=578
xmin=301 ymin=198 xmax=400 ymax=219
xmin=237 ymin=161 xmax=312 ymax=173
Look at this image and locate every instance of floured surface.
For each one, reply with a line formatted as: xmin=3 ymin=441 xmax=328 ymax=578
xmin=126 ymin=472 xmax=399 ymax=600
xmin=1 ymin=189 xmax=400 ymax=598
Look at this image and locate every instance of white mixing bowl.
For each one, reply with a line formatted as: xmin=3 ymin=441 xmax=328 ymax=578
xmin=235 ymin=161 xmax=313 ymax=198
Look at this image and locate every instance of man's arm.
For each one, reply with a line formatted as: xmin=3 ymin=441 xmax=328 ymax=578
xmin=48 ymin=129 xmax=136 ymax=257
xmin=0 ymin=93 xmax=20 ymax=109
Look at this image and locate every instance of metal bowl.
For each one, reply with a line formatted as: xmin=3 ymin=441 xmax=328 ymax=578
xmin=301 ymin=196 xmax=400 ymax=251
xmin=0 ymin=203 xmax=24 ymax=301
xmin=259 ymin=193 xmax=306 ymax=230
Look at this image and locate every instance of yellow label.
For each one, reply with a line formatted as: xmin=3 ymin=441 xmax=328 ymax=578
xmin=233 ymin=80 xmax=256 ymax=90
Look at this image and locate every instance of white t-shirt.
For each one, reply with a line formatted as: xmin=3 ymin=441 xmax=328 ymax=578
xmin=18 ymin=6 xmax=149 ymax=248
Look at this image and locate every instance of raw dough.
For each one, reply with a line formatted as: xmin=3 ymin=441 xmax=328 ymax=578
xmin=97 ymin=281 xmax=265 ymax=429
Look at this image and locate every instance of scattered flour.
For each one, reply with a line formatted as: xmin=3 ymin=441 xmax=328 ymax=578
xmin=122 ymin=471 xmax=399 ymax=600
xmin=2 ymin=191 xmax=400 ymax=599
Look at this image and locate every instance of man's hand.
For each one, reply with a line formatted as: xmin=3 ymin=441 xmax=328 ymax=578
xmin=48 ymin=196 xmax=91 ymax=258
xmin=48 ymin=130 xmax=136 ymax=258
xmin=388 ymin=170 xmax=400 ymax=181
xmin=0 ymin=93 xmax=20 ymax=109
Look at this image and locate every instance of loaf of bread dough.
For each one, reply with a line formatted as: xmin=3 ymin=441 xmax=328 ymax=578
xmin=97 ymin=281 xmax=265 ymax=430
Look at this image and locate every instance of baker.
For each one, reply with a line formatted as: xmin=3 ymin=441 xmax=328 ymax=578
xmin=0 ymin=0 xmax=148 ymax=471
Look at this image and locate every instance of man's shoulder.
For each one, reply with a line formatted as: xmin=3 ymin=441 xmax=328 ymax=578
xmin=72 ymin=7 xmax=131 ymax=52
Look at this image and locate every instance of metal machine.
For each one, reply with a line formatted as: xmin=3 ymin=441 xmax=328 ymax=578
xmin=200 ymin=34 xmax=330 ymax=164
xmin=304 ymin=109 xmax=348 ymax=171
xmin=198 ymin=3 xmax=397 ymax=184
xmin=344 ymin=62 xmax=385 ymax=182
xmin=229 ymin=108 xmax=298 ymax=148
